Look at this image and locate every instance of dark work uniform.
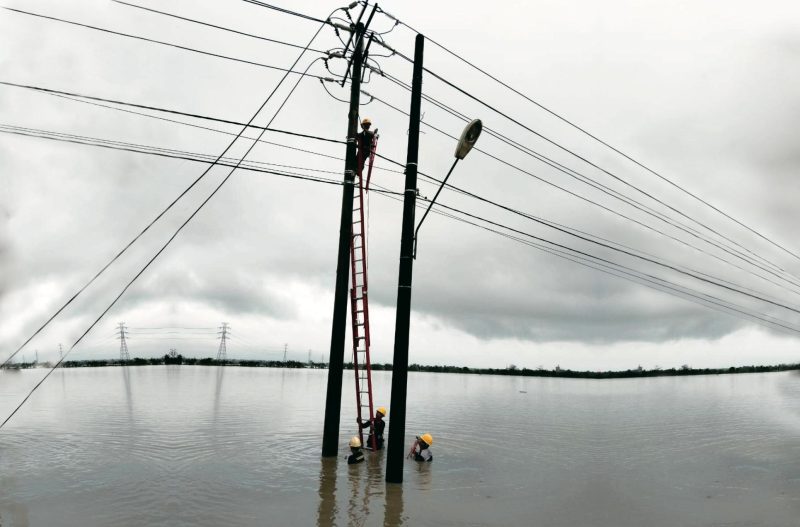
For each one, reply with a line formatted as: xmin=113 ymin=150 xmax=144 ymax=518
xmin=413 ymin=443 xmax=433 ymax=462
xmin=356 ymin=130 xmax=375 ymax=174
xmin=348 ymin=448 xmax=365 ymax=465
xmin=359 ymin=417 xmax=385 ymax=450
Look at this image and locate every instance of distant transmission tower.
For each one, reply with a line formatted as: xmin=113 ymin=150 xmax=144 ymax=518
xmin=283 ymin=343 xmax=288 ymax=363
xmin=58 ymin=343 xmax=63 ymax=360
xmin=217 ymin=323 xmax=230 ymax=361
xmin=117 ymin=322 xmax=130 ymax=361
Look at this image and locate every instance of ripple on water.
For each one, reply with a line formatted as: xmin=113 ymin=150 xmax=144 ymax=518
xmin=1 ymin=367 xmax=799 ymax=526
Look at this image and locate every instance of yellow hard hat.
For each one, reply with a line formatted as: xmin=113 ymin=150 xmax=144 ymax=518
xmin=361 ymin=117 xmax=372 ymax=126
xmin=376 ymin=407 xmax=387 ymax=416
xmin=349 ymin=436 xmax=362 ymax=448
xmin=420 ymin=433 xmax=433 ymax=446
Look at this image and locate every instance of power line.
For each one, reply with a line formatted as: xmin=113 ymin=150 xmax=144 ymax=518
xmin=372 ymin=68 xmax=800 ymax=289
xmin=8 ymin=120 xmax=796 ymax=316
xmin=0 ymin=124 xmax=348 ymax=187
xmin=2 ymin=7 xmax=333 ymax=81
xmin=129 ymin=326 xmax=218 ymax=330
xmin=111 ymin=0 xmax=329 ymax=54
xmin=372 ymin=179 xmax=800 ymax=335
xmin=366 ymin=91 xmax=800 ymax=297
xmin=7 ymin=110 xmax=800 ymax=318
xmin=239 ymin=0 xmax=330 ymax=25
xmin=0 ymin=13 xmax=331 ymax=428
xmin=380 ymin=40 xmax=800 ymax=273
xmin=0 ymin=80 xmax=403 ymax=175
xmin=229 ymin=0 xmax=800 ymax=267
xmin=0 ymin=122 xmax=342 ymax=177
xmin=0 ymin=81 xmax=342 ymax=145
xmin=379 ymin=7 xmax=800 ymax=264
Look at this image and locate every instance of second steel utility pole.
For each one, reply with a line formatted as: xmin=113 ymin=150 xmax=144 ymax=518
xmin=322 ymin=22 xmax=366 ymax=458
xmin=386 ymin=34 xmax=425 ymax=484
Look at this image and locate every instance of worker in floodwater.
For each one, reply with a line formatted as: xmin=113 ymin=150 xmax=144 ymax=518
xmin=407 ymin=433 xmax=433 ymax=462
xmin=347 ymin=436 xmax=365 ymax=465
xmin=357 ymin=406 xmax=387 ymax=450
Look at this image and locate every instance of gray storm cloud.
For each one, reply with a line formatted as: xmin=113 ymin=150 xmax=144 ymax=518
xmin=1 ymin=0 xmax=799 ymax=367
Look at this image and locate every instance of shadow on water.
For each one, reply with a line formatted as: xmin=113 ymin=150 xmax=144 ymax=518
xmin=384 ymin=481 xmax=405 ymax=527
xmin=316 ymin=451 xmax=406 ymax=527
xmin=317 ymin=458 xmax=338 ymax=527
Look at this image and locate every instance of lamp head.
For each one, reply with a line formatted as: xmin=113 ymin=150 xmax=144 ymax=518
xmin=455 ymin=119 xmax=482 ymax=160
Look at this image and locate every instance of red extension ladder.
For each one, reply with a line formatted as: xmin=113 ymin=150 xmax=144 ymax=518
xmin=350 ymin=133 xmax=378 ymax=450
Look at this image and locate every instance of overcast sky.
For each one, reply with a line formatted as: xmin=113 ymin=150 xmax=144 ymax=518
xmin=1 ymin=0 xmax=799 ymax=370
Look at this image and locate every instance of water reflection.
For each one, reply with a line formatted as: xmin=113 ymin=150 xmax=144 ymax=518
xmin=122 ymin=365 xmax=133 ymax=420
xmin=317 ymin=458 xmax=338 ymax=527
xmin=1 ymin=368 xmax=798 ymax=526
xmin=384 ymin=482 xmax=404 ymax=527
xmin=347 ymin=462 xmax=365 ymax=527
xmin=412 ymin=461 xmax=433 ymax=492
xmin=212 ymin=366 xmax=225 ymax=424
xmin=316 ymin=451 xmax=406 ymax=526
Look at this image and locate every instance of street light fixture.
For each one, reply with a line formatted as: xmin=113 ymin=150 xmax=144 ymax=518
xmin=413 ymin=118 xmax=482 ymax=258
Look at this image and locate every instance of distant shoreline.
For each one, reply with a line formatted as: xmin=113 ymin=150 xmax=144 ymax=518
xmin=3 ymin=356 xmax=799 ymax=379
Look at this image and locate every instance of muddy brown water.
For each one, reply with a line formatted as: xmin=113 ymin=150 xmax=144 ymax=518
xmin=0 ymin=366 xmax=798 ymax=526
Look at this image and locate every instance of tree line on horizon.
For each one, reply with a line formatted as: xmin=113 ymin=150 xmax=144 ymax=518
xmin=4 ymin=355 xmax=798 ymax=379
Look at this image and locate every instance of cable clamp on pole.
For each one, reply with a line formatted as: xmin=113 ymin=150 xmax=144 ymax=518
xmin=374 ymin=39 xmax=398 ymax=55
xmin=375 ymin=5 xmax=399 ymax=22
xmin=330 ymin=21 xmax=354 ymax=32
xmin=364 ymin=64 xmax=385 ymax=77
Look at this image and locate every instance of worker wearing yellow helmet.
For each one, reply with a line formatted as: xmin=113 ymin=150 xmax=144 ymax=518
xmin=407 ymin=433 xmax=434 ymax=462
xmin=347 ymin=436 xmax=365 ymax=465
xmin=357 ymin=406 xmax=387 ymax=450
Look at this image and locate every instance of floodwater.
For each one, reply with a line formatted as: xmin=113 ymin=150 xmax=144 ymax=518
xmin=0 ymin=366 xmax=798 ymax=526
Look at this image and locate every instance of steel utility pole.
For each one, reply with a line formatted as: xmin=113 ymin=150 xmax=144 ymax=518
xmin=386 ymin=34 xmax=425 ymax=484
xmin=322 ymin=21 xmax=367 ymax=458
xmin=117 ymin=322 xmax=130 ymax=361
xmin=217 ymin=323 xmax=229 ymax=361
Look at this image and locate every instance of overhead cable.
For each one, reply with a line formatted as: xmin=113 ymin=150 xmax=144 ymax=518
xmin=2 ymin=7 xmax=332 ymax=81
xmin=0 ymin=81 xmax=344 ymax=145
xmin=373 ymin=182 xmax=800 ymax=335
xmin=0 ymin=14 xmax=331 ymax=428
xmin=373 ymin=68 xmax=800 ymax=287
xmin=111 ymin=0 xmax=329 ymax=53
xmin=0 ymin=24 xmax=326 ymax=371
xmin=6 ymin=121 xmax=791 ymax=312
xmin=379 ymin=7 xmax=800 ymax=264
xmin=366 ymin=91 xmax=800 ymax=297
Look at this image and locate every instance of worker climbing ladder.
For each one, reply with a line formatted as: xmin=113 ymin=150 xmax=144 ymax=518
xmin=350 ymin=123 xmax=379 ymax=450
